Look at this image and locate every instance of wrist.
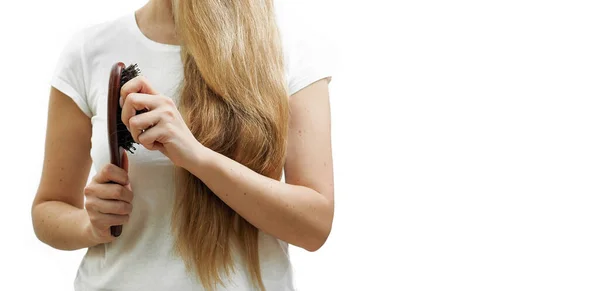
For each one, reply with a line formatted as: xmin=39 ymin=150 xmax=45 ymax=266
xmin=81 ymin=212 xmax=103 ymax=246
xmin=181 ymin=140 xmax=217 ymax=174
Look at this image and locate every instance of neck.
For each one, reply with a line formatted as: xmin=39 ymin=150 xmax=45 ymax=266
xmin=136 ymin=0 xmax=179 ymax=45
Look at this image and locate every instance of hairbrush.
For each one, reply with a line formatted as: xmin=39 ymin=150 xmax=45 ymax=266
xmin=107 ymin=62 xmax=142 ymax=237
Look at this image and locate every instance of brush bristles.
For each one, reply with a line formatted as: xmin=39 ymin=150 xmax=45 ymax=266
xmin=117 ymin=64 xmax=141 ymax=153
xmin=120 ymin=64 xmax=141 ymax=87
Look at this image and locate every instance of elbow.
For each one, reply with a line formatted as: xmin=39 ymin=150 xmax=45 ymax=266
xmin=30 ymin=200 xmax=68 ymax=250
xmin=31 ymin=202 xmax=43 ymax=241
xmin=302 ymin=201 xmax=334 ymax=252
xmin=31 ymin=202 xmax=51 ymax=246
xmin=31 ymin=195 xmax=48 ymax=239
xmin=303 ymin=227 xmax=331 ymax=252
xmin=32 ymin=223 xmax=48 ymax=247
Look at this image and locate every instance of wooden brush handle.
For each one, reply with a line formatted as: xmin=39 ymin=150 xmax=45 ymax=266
xmin=107 ymin=62 xmax=125 ymax=237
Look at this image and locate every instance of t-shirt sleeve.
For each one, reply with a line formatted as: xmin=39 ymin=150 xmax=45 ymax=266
xmin=279 ymin=4 xmax=335 ymax=96
xmin=285 ymin=34 xmax=334 ymax=96
xmin=50 ymin=32 xmax=92 ymax=117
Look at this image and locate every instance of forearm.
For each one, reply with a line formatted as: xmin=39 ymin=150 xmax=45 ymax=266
xmin=32 ymin=201 xmax=96 ymax=251
xmin=184 ymin=145 xmax=333 ymax=251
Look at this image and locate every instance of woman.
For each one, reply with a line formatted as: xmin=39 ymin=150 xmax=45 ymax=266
xmin=31 ymin=0 xmax=334 ymax=290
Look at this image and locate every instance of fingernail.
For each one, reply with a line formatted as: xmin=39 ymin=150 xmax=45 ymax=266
xmin=119 ymin=97 xmax=124 ymax=107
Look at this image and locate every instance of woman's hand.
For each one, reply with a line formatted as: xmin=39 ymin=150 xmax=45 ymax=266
xmin=83 ymin=152 xmax=133 ymax=244
xmin=120 ymin=76 xmax=201 ymax=168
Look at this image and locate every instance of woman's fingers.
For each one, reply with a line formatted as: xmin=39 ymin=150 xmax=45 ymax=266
xmin=84 ymin=158 xmax=135 ymax=241
xmin=87 ymin=209 xmax=130 ymax=230
xmin=119 ymin=75 xmax=159 ymax=128
xmin=85 ymin=182 xmax=133 ymax=203
xmin=120 ymin=75 xmax=158 ymax=101
xmin=120 ymin=93 xmax=162 ymax=128
xmin=92 ymin=164 xmax=129 ymax=185
xmin=138 ymin=125 xmax=167 ymax=151
xmin=128 ymin=110 xmax=163 ymax=143
xmin=85 ymin=196 xmax=133 ymax=216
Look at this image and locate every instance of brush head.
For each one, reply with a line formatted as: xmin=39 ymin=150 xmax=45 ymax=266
xmin=116 ymin=64 xmax=142 ymax=154
xmin=120 ymin=63 xmax=141 ymax=87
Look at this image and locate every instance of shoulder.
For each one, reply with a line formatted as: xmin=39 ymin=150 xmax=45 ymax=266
xmin=65 ymin=14 xmax=132 ymax=57
xmin=51 ymin=14 xmax=132 ymax=117
xmin=274 ymin=1 xmax=335 ymax=96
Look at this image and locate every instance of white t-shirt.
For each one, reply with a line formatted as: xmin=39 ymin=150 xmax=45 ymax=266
xmin=50 ymin=6 xmax=331 ymax=291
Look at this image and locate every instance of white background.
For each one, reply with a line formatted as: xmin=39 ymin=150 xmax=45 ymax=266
xmin=1 ymin=0 xmax=600 ymax=290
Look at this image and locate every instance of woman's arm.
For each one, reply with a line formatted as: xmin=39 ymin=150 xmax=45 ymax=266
xmin=31 ymin=88 xmax=97 ymax=250
xmin=183 ymin=79 xmax=335 ymax=251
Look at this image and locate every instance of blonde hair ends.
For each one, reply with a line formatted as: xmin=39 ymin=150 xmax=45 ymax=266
xmin=172 ymin=1 xmax=288 ymax=290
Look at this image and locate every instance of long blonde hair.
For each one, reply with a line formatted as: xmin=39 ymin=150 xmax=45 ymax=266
xmin=172 ymin=1 xmax=288 ymax=290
